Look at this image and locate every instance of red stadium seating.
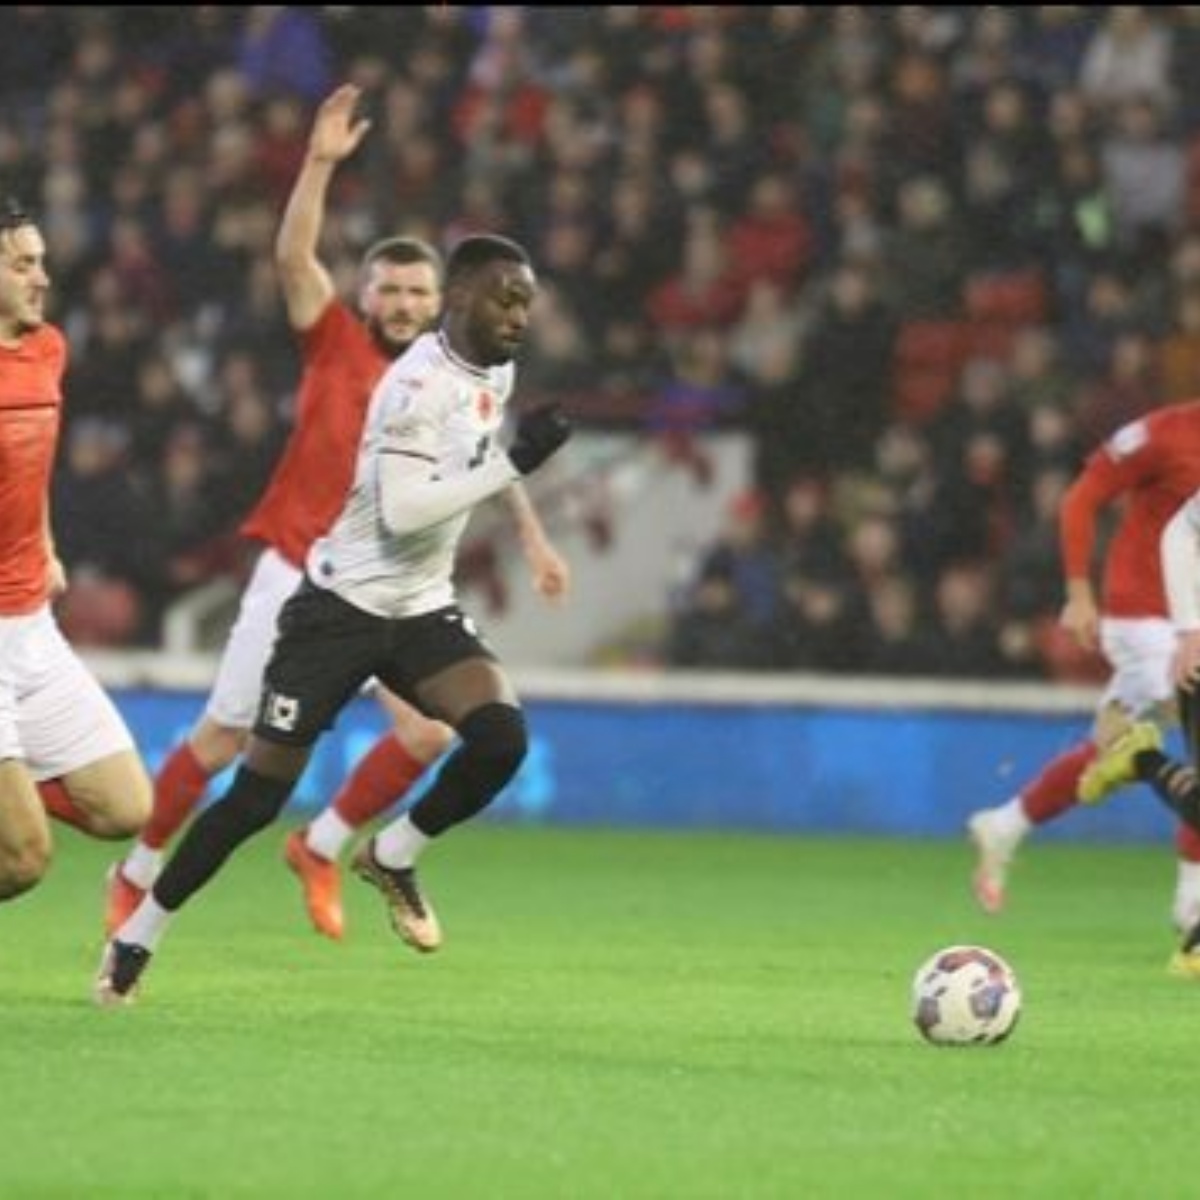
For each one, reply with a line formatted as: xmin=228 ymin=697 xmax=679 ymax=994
xmin=891 ymin=320 xmax=971 ymax=421
xmin=964 ymin=269 xmax=1048 ymax=326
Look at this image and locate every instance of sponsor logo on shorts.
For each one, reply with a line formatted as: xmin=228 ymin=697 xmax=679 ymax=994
xmin=263 ymin=690 xmax=301 ymax=733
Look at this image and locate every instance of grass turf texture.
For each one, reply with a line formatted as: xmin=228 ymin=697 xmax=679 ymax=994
xmin=1 ymin=825 xmax=1195 ymax=1199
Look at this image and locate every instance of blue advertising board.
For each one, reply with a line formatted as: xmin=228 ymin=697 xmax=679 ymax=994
xmin=112 ymin=688 xmax=1177 ymax=845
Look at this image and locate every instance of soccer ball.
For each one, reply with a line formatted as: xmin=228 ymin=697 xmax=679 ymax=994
xmin=911 ymin=944 xmax=1021 ymax=1046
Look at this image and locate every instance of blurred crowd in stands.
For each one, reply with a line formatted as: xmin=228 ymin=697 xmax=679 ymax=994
xmin=4 ymin=6 xmax=1199 ymax=677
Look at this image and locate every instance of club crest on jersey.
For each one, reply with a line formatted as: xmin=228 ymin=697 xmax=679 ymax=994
xmin=476 ymin=391 xmax=496 ymax=423
xmin=1108 ymin=418 xmax=1148 ymax=460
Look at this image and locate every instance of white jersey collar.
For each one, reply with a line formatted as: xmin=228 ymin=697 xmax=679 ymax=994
xmin=436 ymin=330 xmax=493 ymax=381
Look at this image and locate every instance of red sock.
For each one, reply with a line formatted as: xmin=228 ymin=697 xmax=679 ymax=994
xmin=38 ymin=779 xmax=91 ymax=830
xmin=143 ymin=742 xmax=211 ymax=849
xmin=332 ymin=735 xmax=429 ymax=827
xmin=1019 ymin=742 xmax=1098 ymax=825
xmin=1176 ymin=822 xmax=1200 ymax=862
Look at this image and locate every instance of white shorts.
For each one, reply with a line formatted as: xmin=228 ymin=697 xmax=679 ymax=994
xmin=1099 ymin=616 xmax=1177 ymax=716
xmin=205 ymin=548 xmax=303 ymax=729
xmin=0 ymin=605 xmax=135 ymax=780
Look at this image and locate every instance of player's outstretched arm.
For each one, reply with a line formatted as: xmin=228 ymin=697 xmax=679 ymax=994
xmin=504 ymin=483 xmax=570 ymax=603
xmin=275 ymin=83 xmax=372 ymax=331
xmin=380 ymin=405 xmax=572 ymax=536
xmin=1057 ymin=466 xmax=1114 ymax=652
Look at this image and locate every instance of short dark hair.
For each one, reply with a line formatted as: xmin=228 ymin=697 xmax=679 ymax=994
xmin=445 ymin=234 xmax=531 ymax=289
xmin=361 ymin=236 xmax=443 ymax=276
xmin=0 ymin=197 xmax=33 ymax=233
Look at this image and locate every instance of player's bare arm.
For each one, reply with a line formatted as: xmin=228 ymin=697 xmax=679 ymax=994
xmin=43 ymin=516 xmax=65 ymax=597
xmin=275 ymin=84 xmax=372 ymax=331
xmin=1060 ymin=578 xmax=1100 ymax=650
xmin=504 ymin=483 xmax=570 ymax=602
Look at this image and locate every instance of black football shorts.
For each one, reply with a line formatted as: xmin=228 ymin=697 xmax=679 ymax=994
xmin=254 ymin=578 xmax=496 ymax=746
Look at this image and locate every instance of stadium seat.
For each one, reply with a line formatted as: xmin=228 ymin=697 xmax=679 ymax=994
xmin=965 ymin=322 xmax=1019 ymax=361
xmin=892 ymin=366 xmax=959 ymax=423
xmin=964 ymin=269 xmax=1048 ymax=326
xmin=893 ymin=319 xmax=971 ymax=372
xmin=891 ymin=320 xmax=971 ymax=421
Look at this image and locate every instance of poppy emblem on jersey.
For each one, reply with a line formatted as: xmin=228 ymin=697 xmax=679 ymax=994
xmin=476 ymin=391 xmax=495 ymax=423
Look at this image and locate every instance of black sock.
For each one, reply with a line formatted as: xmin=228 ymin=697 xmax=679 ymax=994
xmin=153 ymin=767 xmax=294 ymax=910
xmin=409 ymin=704 xmax=527 ymax=836
xmin=1135 ymin=750 xmax=1200 ymax=835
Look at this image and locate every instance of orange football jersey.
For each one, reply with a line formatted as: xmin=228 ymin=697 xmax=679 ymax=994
xmin=0 ymin=323 xmax=66 ymax=614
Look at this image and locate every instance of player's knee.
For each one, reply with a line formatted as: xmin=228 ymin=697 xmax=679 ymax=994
xmin=87 ymin=804 xmax=148 ymax=841
xmin=400 ymin=719 xmax=456 ymax=765
xmin=0 ymin=838 xmax=50 ymax=898
xmin=191 ymin=720 xmax=248 ymax=775
xmin=458 ymin=703 xmax=528 ymax=787
xmin=63 ymin=753 xmax=153 ymax=839
xmin=86 ymin=784 xmax=152 ymax=840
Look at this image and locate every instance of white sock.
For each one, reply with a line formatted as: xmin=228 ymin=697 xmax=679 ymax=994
xmin=373 ymin=814 xmax=430 ymax=870
xmin=1176 ymin=860 xmax=1200 ymax=904
xmin=305 ymin=810 xmax=355 ymax=861
xmin=116 ymin=894 xmax=174 ymax=952
xmin=991 ymin=798 xmax=1032 ymax=842
xmin=121 ymin=843 xmax=164 ymax=891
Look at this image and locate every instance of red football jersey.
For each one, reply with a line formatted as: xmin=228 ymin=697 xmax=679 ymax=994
xmin=0 ymin=324 xmax=66 ymax=614
xmin=1060 ymin=401 xmax=1200 ymax=617
xmin=240 ymin=302 xmax=390 ymax=566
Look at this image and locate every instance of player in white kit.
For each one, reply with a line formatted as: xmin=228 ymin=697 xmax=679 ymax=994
xmin=1081 ymin=490 xmax=1200 ymax=974
xmin=96 ymin=234 xmax=570 ymax=1002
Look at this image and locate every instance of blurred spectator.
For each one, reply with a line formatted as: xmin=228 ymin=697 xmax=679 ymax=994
xmin=923 ymin=562 xmax=1030 ymax=678
xmin=235 ymin=7 xmax=332 ymax=103
xmin=1160 ymin=289 xmax=1200 ymax=401
xmin=861 ymin=575 xmax=937 ymax=677
xmin=52 ymin=417 xmax=158 ymax=632
xmin=1079 ymin=6 xmax=1175 ymax=117
xmin=14 ymin=6 xmax=1200 ymax=676
xmin=648 ymin=328 xmax=744 ymax=433
xmin=666 ymin=558 xmax=766 ymax=670
xmin=883 ymin=176 xmax=967 ymax=318
xmin=1101 ymin=96 xmax=1186 ymax=253
xmin=1075 ymin=329 xmax=1161 ymax=445
xmin=768 ymin=566 xmax=867 ymax=671
xmin=796 ymin=261 xmax=896 ymax=473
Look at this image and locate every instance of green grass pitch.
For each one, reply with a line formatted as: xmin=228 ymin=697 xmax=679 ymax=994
xmin=2 ymin=823 xmax=1197 ymax=1198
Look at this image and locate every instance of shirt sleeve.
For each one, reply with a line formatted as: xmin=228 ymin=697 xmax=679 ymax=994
xmin=1059 ymin=416 xmax=1158 ymax=580
xmin=374 ymin=372 xmax=517 ymax=535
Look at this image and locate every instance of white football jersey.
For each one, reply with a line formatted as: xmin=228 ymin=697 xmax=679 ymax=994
xmin=308 ymin=332 xmax=514 ymax=617
xmin=1164 ymin=488 xmax=1200 ymax=630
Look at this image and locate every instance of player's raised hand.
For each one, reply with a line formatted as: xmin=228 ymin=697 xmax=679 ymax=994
xmin=309 ymin=84 xmax=372 ymax=164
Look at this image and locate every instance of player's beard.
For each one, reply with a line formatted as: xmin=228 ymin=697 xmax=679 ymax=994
xmin=369 ymin=320 xmax=416 ymax=361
